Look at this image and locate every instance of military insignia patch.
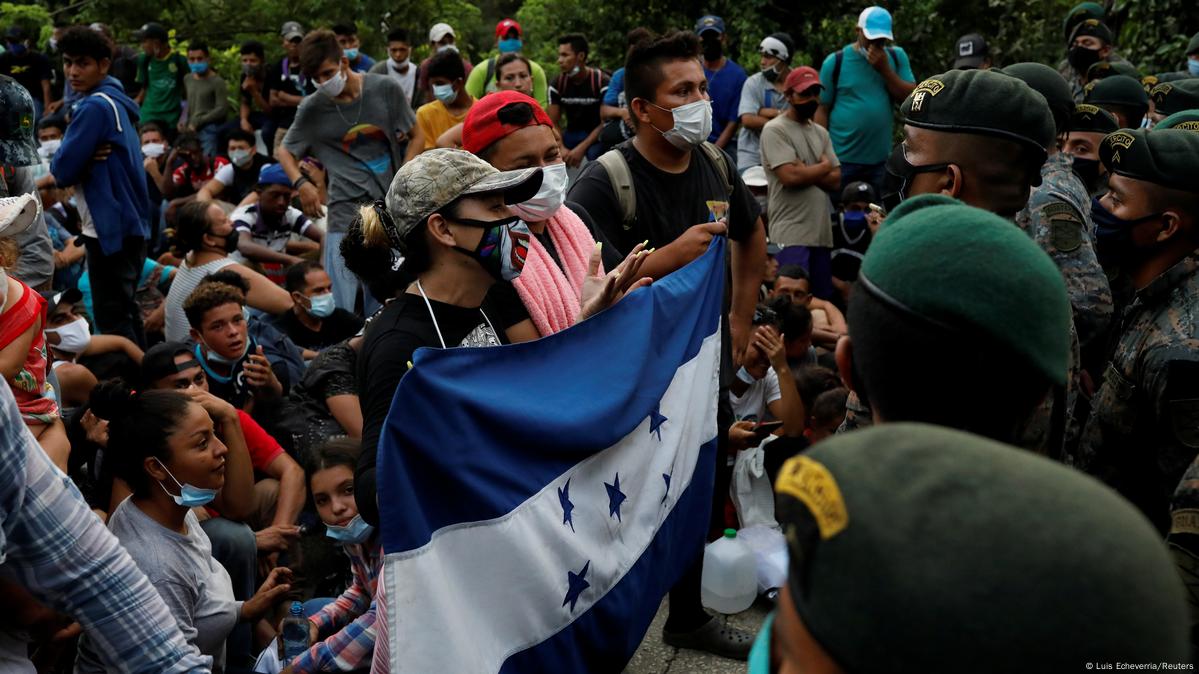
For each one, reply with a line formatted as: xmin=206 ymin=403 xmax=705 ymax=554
xmin=1044 ymin=203 xmax=1083 ymax=252
xmin=776 ymin=456 xmax=849 ymax=540
xmin=1107 ymin=131 xmax=1135 ymax=150
xmin=1177 ymin=121 xmax=1199 ymax=131
xmin=1151 ymin=83 xmax=1174 ymax=102
xmin=20 ymin=114 xmax=32 ymax=131
xmin=1075 ymin=103 xmax=1101 ymax=116
xmin=913 ymin=79 xmax=944 ymax=97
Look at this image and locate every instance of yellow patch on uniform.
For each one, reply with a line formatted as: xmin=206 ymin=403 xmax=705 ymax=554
xmin=1142 ymin=76 xmax=1159 ymax=88
xmin=775 ymin=456 xmax=848 ymax=540
xmin=1176 ymin=121 xmax=1199 ymax=131
xmin=20 ymin=114 xmax=32 ymax=131
xmin=1075 ymin=103 xmax=1101 ymax=116
xmin=1172 ymin=508 xmax=1199 ymax=536
xmin=1107 ymin=131 xmax=1135 ymax=150
xmin=1151 ymin=83 xmax=1174 ymax=101
xmin=1083 ymin=18 xmax=1101 ymax=27
xmin=913 ymin=79 xmax=944 ymax=97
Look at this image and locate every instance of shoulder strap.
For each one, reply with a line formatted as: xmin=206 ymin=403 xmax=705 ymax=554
xmin=829 ymin=48 xmax=844 ymax=114
xmin=596 ymin=149 xmax=636 ymax=229
xmin=886 ymin=46 xmax=899 ymax=71
xmin=485 ymin=57 xmax=497 ymax=88
xmin=698 ymin=142 xmax=733 ymax=198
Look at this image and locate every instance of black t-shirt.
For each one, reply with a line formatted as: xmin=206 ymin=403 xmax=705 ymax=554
xmin=0 ymin=50 xmax=51 ymax=100
xmin=270 ymin=307 xmax=364 ymax=351
xmin=830 ymin=212 xmax=872 ymax=282
xmin=266 ymin=58 xmax=315 ymax=127
xmin=550 ymin=68 xmax=610 ymax=135
xmin=567 ymin=141 xmax=759 ymax=256
xmin=224 ymin=153 xmax=271 ymax=204
xmin=356 ymin=290 xmax=518 ymax=525
xmin=239 ymin=71 xmax=269 ymax=108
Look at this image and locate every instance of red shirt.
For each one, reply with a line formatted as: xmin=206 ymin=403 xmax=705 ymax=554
xmin=171 ymin=156 xmax=229 ymax=195
xmin=236 ymin=409 xmax=284 ymax=470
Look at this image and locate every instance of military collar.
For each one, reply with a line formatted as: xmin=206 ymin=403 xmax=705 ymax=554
xmin=1044 ymin=151 xmax=1073 ymax=174
xmin=1136 ymin=252 xmax=1199 ymax=305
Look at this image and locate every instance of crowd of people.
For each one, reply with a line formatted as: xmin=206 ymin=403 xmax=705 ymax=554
xmin=1 ymin=1 xmax=1198 ymax=671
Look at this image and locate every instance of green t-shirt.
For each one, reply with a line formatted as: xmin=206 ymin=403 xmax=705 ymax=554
xmin=464 ymin=55 xmax=550 ymax=111
xmin=136 ymin=52 xmax=189 ymax=126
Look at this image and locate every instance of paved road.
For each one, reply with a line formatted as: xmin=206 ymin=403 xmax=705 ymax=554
xmin=625 ymin=599 xmax=770 ymax=673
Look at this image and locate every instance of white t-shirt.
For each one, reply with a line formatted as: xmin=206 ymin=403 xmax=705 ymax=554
xmin=384 ymin=59 xmax=417 ymax=102
xmin=730 ymin=368 xmax=781 ymax=422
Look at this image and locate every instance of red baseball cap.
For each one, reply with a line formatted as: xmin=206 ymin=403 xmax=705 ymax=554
xmin=784 ymin=66 xmax=823 ymax=94
xmin=495 ymin=18 xmax=522 ymax=38
xmin=462 ymin=91 xmax=553 ymax=155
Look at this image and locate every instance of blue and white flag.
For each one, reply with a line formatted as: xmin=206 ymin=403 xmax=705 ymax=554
xmin=378 ymin=238 xmax=725 ymax=672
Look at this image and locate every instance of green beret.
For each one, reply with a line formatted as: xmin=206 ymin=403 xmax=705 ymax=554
xmin=858 ymin=195 xmax=1070 ymax=385
xmin=1063 ymin=2 xmax=1105 ymax=42
xmin=1156 ymin=71 xmax=1193 ymax=84
xmin=999 ymin=63 xmax=1073 ymax=134
xmin=1155 ymin=109 xmax=1199 ymax=132
xmin=1071 ymin=18 xmax=1114 ymax=44
xmin=1085 ymin=75 xmax=1150 ymax=118
xmin=1101 ymin=128 xmax=1199 ymax=193
xmin=1150 ymin=79 xmax=1199 ymax=116
xmin=901 ymin=69 xmax=1055 ymax=159
xmin=1188 ymin=31 xmax=1199 ymax=56
xmin=775 ymin=423 xmax=1189 ymax=673
xmin=1085 ymin=59 xmax=1140 ymax=81
xmin=1071 ymin=103 xmax=1119 ymax=133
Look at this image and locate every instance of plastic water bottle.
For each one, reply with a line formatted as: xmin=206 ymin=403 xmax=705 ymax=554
xmin=701 ymin=528 xmax=758 ymax=614
xmin=279 ymin=601 xmax=309 ymax=663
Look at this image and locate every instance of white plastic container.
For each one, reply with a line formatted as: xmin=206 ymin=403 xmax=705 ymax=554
xmin=701 ymin=528 xmax=758 ymax=614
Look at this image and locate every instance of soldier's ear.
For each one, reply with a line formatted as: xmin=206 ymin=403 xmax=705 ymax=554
xmin=939 ymin=164 xmax=963 ymax=199
xmin=1155 ymin=210 xmax=1184 ymax=244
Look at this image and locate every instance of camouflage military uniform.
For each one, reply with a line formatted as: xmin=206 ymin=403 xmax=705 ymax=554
xmin=1080 ymin=254 xmax=1199 ymax=532
xmin=1057 ymin=52 xmax=1131 ymax=102
xmin=836 ymin=389 xmax=873 ymax=434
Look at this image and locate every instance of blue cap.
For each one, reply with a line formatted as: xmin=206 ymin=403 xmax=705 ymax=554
xmin=694 ymin=15 xmax=725 ymax=36
xmin=257 ymin=162 xmax=291 ymax=187
xmin=858 ymin=6 xmax=894 ymax=41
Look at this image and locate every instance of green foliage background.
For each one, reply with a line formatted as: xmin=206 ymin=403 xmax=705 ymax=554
xmin=2 ymin=0 xmax=1197 ymax=84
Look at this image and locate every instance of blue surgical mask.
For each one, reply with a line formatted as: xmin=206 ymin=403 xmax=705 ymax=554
xmin=1189 ymin=59 xmax=1199 ymax=78
xmin=747 ymin=611 xmax=774 ymax=674
xmin=325 ymin=514 xmax=375 ymax=544
xmin=433 ymin=82 xmax=457 ymax=105
xmin=189 ymin=62 xmax=208 ymax=74
xmin=498 ymin=38 xmax=522 ymax=53
xmin=155 ymin=459 xmax=219 ymax=508
xmin=841 ymin=210 xmax=868 ymax=232
xmin=203 ymin=334 xmax=250 ymax=366
xmin=344 ymin=47 xmax=359 ymax=61
xmin=307 ymin=292 xmax=336 ymax=318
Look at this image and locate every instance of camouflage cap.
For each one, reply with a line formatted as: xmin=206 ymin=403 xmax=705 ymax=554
xmin=381 ymin=148 xmax=542 ymax=242
xmin=858 ymin=194 xmax=1070 ymax=385
xmin=1085 ymin=59 xmax=1140 ymax=82
xmin=997 ymin=63 xmax=1073 ymax=134
xmin=1063 ymin=2 xmax=1104 ymax=42
xmin=0 ymin=75 xmax=38 ymax=168
xmin=1155 ymin=109 xmax=1199 ymax=132
xmin=775 ymin=423 xmax=1189 ymax=673
xmin=1100 ymin=128 xmax=1199 ymax=193
xmin=901 ymin=69 xmax=1055 ymax=161
xmin=1071 ymin=18 xmax=1114 ymax=45
xmin=1150 ymin=79 xmax=1199 ymax=117
xmin=1070 ymin=103 xmax=1119 ymax=134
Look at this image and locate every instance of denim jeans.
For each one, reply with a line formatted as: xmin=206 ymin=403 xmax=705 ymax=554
xmin=323 ymin=230 xmax=380 ymax=316
xmin=197 ymin=123 xmax=222 ymax=159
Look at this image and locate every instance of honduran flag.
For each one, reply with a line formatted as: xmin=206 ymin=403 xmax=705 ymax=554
xmin=376 ymin=238 xmax=725 ymax=672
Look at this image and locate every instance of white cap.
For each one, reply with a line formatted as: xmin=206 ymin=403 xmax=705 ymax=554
xmin=758 ymin=36 xmax=790 ymax=61
xmin=0 ymin=194 xmax=41 ymax=240
xmin=857 ymin=6 xmax=894 ymax=41
xmin=429 ymin=23 xmax=454 ymax=44
xmin=742 ymin=165 xmax=768 ymax=188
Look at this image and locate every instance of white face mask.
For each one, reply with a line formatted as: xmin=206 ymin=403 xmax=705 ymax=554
xmin=142 ymin=142 xmax=166 ymax=158
xmin=508 ymin=162 xmax=569 ymax=222
xmin=437 ymin=44 xmax=458 ymax=53
xmin=38 ymin=139 xmax=62 ymax=159
xmin=651 ymin=99 xmax=713 ymax=150
xmin=229 ymin=149 xmax=252 ymax=166
xmin=389 ymin=57 xmax=410 ymax=71
xmin=46 ymin=316 xmax=92 ymax=354
xmin=317 ymin=67 xmax=347 ymax=98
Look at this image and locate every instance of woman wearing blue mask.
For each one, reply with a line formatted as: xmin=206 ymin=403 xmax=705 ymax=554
xmin=75 ymin=381 xmax=295 ymax=673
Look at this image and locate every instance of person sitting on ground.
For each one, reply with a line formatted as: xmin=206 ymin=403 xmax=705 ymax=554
xmin=805 ymin=386 xmax=848 ymax=445
xmin=197 ymin=129 xmax=272 ymax=205
xmin=771 ymin=265 xmax=846 ymax=349
xmin=730 ymin=311 xmax=805 ymax=437
xmin=769 ymin=296 xmax=818 ymax=370
xmin=753 ymin=423 xmax=1187 ymax=672
xmin=43 ymin=288 xmax=143 ymax=407
xmin=270 ymin=261 xmax=363 ymax=353
xmin=163 ymin=131 xmax=229 ymax=202
xmin=830 ymin=180 xmax=877 ymax=303
xmin=163 ymin=200 xmax=293 ymax=343
xmin=73 ymin=381 xmax=296 ymax=673
xmin=288 ymin=335 xmax=363 ymax=461
xmin=229 ymin=163 xmax=323 ymax=269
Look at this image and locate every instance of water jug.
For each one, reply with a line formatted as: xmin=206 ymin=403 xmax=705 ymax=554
xmin=701 ymin=528 xmax=758 ymax=614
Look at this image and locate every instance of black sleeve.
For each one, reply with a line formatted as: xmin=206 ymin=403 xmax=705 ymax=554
xmin=483 ymin=281 xmax=530 ymax=332
xmin=567 ymin=161 xmax=628 ymax=257
xmin=723 ymin=147 xmax=761 ymax=242
xmin=356 ymin=330 xmax=418 ymax=525
xmin=567 ymin=200 xmax=624 ymax=270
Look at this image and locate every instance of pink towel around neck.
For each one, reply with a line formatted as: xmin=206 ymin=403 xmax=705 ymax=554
xmin=512 ymin=205 xmax=600 ymax=336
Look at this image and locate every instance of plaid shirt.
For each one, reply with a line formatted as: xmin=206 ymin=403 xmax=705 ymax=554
xmin=291 ymin=539 xmax=382 ymax=672
xmin=0 ymin=379 xmax=211 ymax=673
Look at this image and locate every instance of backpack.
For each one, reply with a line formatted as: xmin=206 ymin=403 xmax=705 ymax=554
xmin=552 ymin=68 xmax=604 ymax=108
xmin=826 ymin=45 xmax=899 ymax=114
xmin=596 ymin=141 xmax=733 ymax=230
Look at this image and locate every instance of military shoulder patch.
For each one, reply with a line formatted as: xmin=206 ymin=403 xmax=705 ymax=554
xmin=1075 ymin=103 xmax=1101 ymax=115
xmin=1177 ymin=121 xmax=1199 ymax=132
xmin=776 ymin=456 xmax=849 ymax=540
xmin=1043 ymin=201 xmax=1083 ymax=252
xmin=1151 ymin=82 xmax=1174 ymax=102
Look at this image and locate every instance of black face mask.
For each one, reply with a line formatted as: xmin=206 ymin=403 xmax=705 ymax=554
xmin=793 ymin=100 xmax=819 ymax=120
xmin=1068 ymin=45 xmax=1101 ymax=73
xmin=1070 ymin=156 xmax=1103 ymax=195
xmin=762 ymin=66 xmax=780 ymax=83
xmin=702 ymin=38 xmax=723 ymax=61
xmin=1092 ymin=196 xmax=1161 ymax=271
xmin=208 ymin=229 xmax=239 ymax=254
xmin=884 ymin=143 xmax=950 ymax=205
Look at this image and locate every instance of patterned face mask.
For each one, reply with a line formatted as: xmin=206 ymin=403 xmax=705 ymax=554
xmin=450 ymin=214 xmax=531 ymax=281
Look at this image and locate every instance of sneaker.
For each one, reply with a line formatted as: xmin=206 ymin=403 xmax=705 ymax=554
xmin=663 ymin=616 xmax=754 ymax=661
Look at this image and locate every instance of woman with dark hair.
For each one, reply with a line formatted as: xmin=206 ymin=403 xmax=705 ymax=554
xmin=162 ymin=199 xmax=293 ymax=341
xmin=73 ymin=380 xmax=293 ymax=672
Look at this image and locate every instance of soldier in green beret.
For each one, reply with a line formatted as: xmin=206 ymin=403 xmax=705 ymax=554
xmin=1084 ymin=59 xmax=1140 ymax=85
xmin=1157 ymin=109 xmax=1199 ymax=132
xmin=749 ymin=423 xmax=1189 ymax=673
xmin=1149 ymin=79 xmax=1199 ymax=126
xmin=1064 ymin=103 xmax=1119 ymax=196
xmin=1004 ymin=64 xmax=1113 ymax=451
xmin=1061 ymin=18 xmax=1131 ymax=102
xmin=1084 ymin=74 xmax=1150 ymax=128
xmin=1077 ymin=129 xmax=1199 ymax=535
xmin=835 ymin=195 xmax=1072 ymax=445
